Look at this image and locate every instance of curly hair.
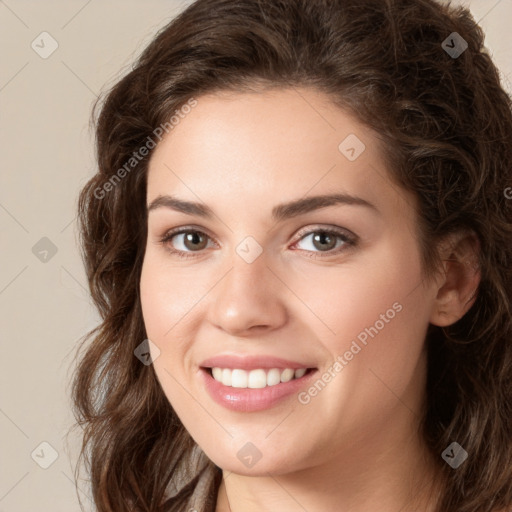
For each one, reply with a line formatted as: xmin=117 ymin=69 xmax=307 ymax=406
xmin=70 ymin=0 xmax=512 ymax=510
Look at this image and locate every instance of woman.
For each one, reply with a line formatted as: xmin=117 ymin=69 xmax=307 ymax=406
xmin=71 ymin=0 xmax=512 ymax=510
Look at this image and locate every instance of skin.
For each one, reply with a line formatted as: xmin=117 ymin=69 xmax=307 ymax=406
xmin=140 ymin=87 xmax=480 ymax=512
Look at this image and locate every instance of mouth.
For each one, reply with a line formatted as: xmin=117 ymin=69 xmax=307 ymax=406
xmin=201 ymin=366 xmax=317 ymax=388
xmin=199 ymin=365 xmax=319 ymax=412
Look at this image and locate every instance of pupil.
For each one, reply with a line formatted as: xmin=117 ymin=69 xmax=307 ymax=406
xmin=313 ymin=232 xmax=335 ymax=251
xmin=185 ymin=232 xmax=206 ymax=250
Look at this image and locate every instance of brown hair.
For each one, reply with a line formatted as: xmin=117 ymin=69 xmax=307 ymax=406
xmin=70 ymin=0 xmax=512 ymax=510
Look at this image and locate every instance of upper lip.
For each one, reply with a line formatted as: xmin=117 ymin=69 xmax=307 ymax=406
xmin=199 ymin=354 xmax=317 ymax=371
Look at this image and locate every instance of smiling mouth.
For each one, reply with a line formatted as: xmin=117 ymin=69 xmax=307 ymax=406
xmin=201 ymin=366 xmax=316 ymax=389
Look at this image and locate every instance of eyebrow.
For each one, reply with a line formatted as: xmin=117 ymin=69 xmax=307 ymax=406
xmin=148 ymin=193 xmax=378 ymax=222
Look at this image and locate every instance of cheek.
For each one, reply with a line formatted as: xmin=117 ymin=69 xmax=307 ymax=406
xmin=139 ymin=252 xmax=206 ymax=342
xmin=281 ymin=245 xmax=432 ymax=445
xmin=139 ymin=255 xmax=200 ymax=417
xmin=140 ymin=255 xmax=190 ymax=391
xmin=291 ymin=238 xmax=432 ymax=375
xmin=310 ymin=237 xmax=424 ymax=307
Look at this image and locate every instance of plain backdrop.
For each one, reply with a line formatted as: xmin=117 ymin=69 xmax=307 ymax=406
xmin=0 ymin=1 xmax=510 ymax=510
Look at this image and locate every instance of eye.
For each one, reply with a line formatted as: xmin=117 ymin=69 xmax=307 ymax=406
xmin=158 ymin=225 xmax=357 ymax=260
xmin=159 ymin=228 xmax=216 ymax=259
xmin=291 ymin=227 xmax=357 ymax=258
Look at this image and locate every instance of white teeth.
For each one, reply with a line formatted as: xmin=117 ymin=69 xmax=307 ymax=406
xmin=231 ymin=369 xmax=248 ymax=388
xmin=294 ymin=368 xmax=307 ymax=379
xmin=248 ymin=369 xmax=267 ymax=388
xmin=212 ymin=367 xmax=222 ymax=381
xmin=281 ymin=368 xmax=294 ymax=382
xmin=221 ymin=368 xmax=232 ymax=386
xmin=267 ymin=368 xmax=281 ymax=386
xmin=210 ymin=367 xmax=309 ymax=388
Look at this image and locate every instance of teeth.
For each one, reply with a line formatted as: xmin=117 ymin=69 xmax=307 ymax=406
xmin=267 ymin=368 xmax=281 ymax=386
xmin=210 ymin=367 xmax=309 ymax=388
xmin=212 ymin=367 xmax=222 ymax=381
xmin=221 ymin=368 xmax=232 ymax=386
xmin=248 ymin=369 xmax=267 ymax=388
xmin=281 ymin=368 xmax=295 ymax=382
xmin=294 ymin=368 xmax=307 ymax=378
xmin=232 ymin=369 xmax=249 ymax=388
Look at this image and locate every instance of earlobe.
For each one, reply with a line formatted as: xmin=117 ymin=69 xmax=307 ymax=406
xmin=429 ymin=231 xmax=481 ymax=327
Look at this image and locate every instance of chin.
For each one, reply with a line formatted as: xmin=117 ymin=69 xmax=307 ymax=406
xmin=205 ymin=445 xmax=305 ymax=476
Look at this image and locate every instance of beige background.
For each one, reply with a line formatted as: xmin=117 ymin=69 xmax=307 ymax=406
xmin=0 ymin=1 xmax=510 ymax=510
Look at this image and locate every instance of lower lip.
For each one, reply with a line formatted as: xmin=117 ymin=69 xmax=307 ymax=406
xmin=199 ymin=367 xmax=318 ymax=412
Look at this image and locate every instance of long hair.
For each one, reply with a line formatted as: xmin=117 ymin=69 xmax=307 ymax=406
xmin=70 ymin=0 xmax=512 ymax=510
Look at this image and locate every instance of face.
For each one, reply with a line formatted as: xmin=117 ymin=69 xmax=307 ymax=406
xmin=140 ymin=87 xmax=440 ymax=475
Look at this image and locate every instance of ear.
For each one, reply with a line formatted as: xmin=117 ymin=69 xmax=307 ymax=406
xmin=429 ymin=230 xmax=481 ymax=327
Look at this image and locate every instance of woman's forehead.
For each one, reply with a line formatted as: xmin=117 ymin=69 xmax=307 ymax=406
xmin=146 ymin=88 xmax=416 ymax=222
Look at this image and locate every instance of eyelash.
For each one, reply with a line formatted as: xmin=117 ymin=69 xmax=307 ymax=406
xmin=158 ymin=226 xmax=357 ymax=260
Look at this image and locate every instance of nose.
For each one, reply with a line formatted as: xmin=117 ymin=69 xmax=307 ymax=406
xmin=207 ymin=251 xmax=288 ymax=336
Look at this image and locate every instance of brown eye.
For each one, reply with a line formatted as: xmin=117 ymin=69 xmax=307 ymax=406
xmin=179 ymin=231 xmax=209 ymax=251
xmin=160 ymin=229 xmax=214 ymax=257
xmin=311 ymin=232 xmax=338 ymax=251
xmin=293 ymin=228 xmax=356 ymax=256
